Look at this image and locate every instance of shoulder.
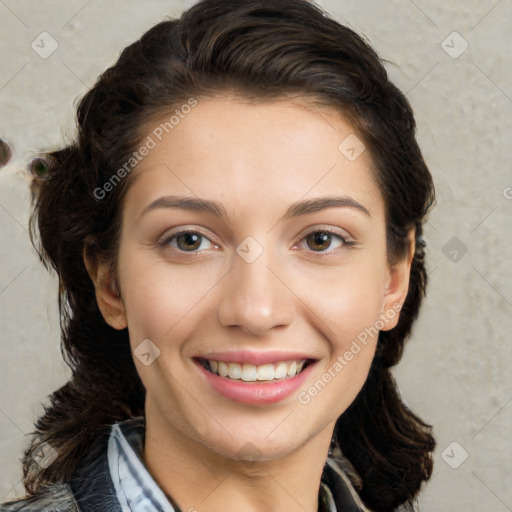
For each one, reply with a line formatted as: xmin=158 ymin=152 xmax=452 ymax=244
xmin=0 ymin=482 xmax=81 ymax=512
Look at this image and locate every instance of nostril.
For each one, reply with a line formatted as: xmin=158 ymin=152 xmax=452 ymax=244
xmin=0 ymin=138 xmax=12 ymax=168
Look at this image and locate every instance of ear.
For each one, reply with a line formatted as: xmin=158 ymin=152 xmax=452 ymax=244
xmin=380 ymin=227 xmax=415 ymax=331
xmin=83 ymin=239 xmax=127 ymax=330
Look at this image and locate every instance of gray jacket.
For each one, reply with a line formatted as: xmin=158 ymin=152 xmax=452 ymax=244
xmin=0 ymin=483 xmax=80 ymax=512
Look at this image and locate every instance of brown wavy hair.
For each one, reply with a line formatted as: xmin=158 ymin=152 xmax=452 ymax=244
xmin=15 ymin=1 xmax=436 ymax=510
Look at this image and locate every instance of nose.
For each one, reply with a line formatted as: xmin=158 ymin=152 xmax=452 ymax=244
xmin=217 ymin=246 xmax=296 ymax=337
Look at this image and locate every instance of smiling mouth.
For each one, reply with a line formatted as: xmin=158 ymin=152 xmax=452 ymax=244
xmin=197 ymin=358 xmax=314 ymax=382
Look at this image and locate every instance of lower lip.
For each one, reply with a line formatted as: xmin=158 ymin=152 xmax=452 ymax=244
xmin=195 ymin=360 xmax=315 ymax=405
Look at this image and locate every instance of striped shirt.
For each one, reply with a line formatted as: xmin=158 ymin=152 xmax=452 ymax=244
xmin=108 ymin=419 xmax=175 ymax=511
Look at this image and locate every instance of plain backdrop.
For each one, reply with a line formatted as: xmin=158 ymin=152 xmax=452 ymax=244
xmin=0 ymin=1 xmax=511 ymax=510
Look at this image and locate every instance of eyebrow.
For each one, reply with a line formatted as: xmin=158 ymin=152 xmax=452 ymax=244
xmin=138 ymin=194 xmax=371 ymax=222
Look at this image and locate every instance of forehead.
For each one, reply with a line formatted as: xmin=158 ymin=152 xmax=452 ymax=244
xmin=123 ymin=96 xmax=383 ymax=221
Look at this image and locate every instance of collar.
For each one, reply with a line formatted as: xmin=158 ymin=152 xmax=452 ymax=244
xmin=73 ymin=415 xmax=371 ymax=512
xmin=107 ymin=417 xmax=175 ymax=511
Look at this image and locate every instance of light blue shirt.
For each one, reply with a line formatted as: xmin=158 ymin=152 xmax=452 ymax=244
xmin=108 ymin=419 xmax=176 ymax=512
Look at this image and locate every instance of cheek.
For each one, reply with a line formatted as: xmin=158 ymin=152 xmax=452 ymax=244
xmin=300 ymin=261 xmax=386 ymax=346
xmin=119 ymin=252 xmax=220 ymax=347
xmin=297 ymin=261 xmax=385 ymax=411
xmin=299 ymin=282 xmax=382 ymax=420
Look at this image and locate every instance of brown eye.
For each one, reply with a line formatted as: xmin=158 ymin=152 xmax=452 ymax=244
xmin=300 ymin=229 xmax=354 ymax=255
xmin=306 ymin=231 xmax=339 ymax=252
xmin=176 ymin=232 xmax=203 ymax=251
xmin=158 ymin=230 xmax=214 ymax=253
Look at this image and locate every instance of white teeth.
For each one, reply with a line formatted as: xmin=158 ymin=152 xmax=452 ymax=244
xmin=205 ymin=359 xmax=308 ymax=381
xmin=274 ymin=362 xmax=288 ymax=379
xmin=287 ymin=361 xmax=297 ymax=377
xmin=228 ymin=362 xmax=241 ymax=379
xmin=218 ymin=361 xmax=229 ymax=378
xmin=257 ymin=364 xmax=274 ymax=381
xmin=241 ymin=363 xmax=258 ymax=382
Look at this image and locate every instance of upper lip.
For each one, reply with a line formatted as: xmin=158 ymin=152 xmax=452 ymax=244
xmin=195 ymin=350 xmax=316 ymax=366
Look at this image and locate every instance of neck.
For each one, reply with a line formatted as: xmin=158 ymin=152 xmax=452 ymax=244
xmin=142 ymin=404 xmax=334 ymax=512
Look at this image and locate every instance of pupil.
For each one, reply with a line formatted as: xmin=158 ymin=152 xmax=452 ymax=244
xmin=178 ymin=232 xmax=201 ymax=251
xmin=309 ymin=232 xmax=330 ymax=251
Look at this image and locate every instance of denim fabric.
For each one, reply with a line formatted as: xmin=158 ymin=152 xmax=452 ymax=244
xmin=68 ymin=426 xmax=123 ymax=512
xmin=0 ymin=426 xmax=122 ymax=512
xmin=323 ymin=458 xmax=372 ymax=512
xmin=0 ymin=482 xmax=80 ymax=512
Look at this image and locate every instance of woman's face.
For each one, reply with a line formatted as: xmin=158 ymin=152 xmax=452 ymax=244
xmin=90 ymin=95 xmax=412 ymax=462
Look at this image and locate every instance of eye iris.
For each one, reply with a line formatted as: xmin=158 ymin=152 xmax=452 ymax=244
xmin=307 ymin=231 xmax=331 ymax=251
xmin=177 ymin=232 xmax=202 ymax=251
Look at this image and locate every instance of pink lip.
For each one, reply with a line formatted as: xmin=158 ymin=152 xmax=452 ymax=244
xmin=196 ymin=350 xmax=314 ymax=365
xmin=194 ymin=359 xmax=316 ymax=405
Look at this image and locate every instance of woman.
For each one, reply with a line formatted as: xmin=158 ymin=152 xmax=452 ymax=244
xmin=0 ymin=0 xmax=436 ymax=511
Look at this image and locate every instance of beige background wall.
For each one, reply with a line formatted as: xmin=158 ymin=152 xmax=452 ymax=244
xmin=1 ymin=1 xmax=511 ymax=510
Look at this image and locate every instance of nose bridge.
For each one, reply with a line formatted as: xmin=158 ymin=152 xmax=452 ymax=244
xmin=217 ymin=239 xmax=295 ymax=335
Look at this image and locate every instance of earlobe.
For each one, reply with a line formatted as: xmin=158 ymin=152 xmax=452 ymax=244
xmin=83 ymin=242 xmax=127 ymax=330
xmin=380 ymin=228 xmax=416 ymax=331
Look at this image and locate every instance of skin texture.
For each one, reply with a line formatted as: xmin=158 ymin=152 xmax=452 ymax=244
xmin=85 ymin=95 xmax=415 ymax=512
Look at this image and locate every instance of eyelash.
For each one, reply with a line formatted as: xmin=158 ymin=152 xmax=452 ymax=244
xmin=157 ymin=227 xmax=356 ymax=257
